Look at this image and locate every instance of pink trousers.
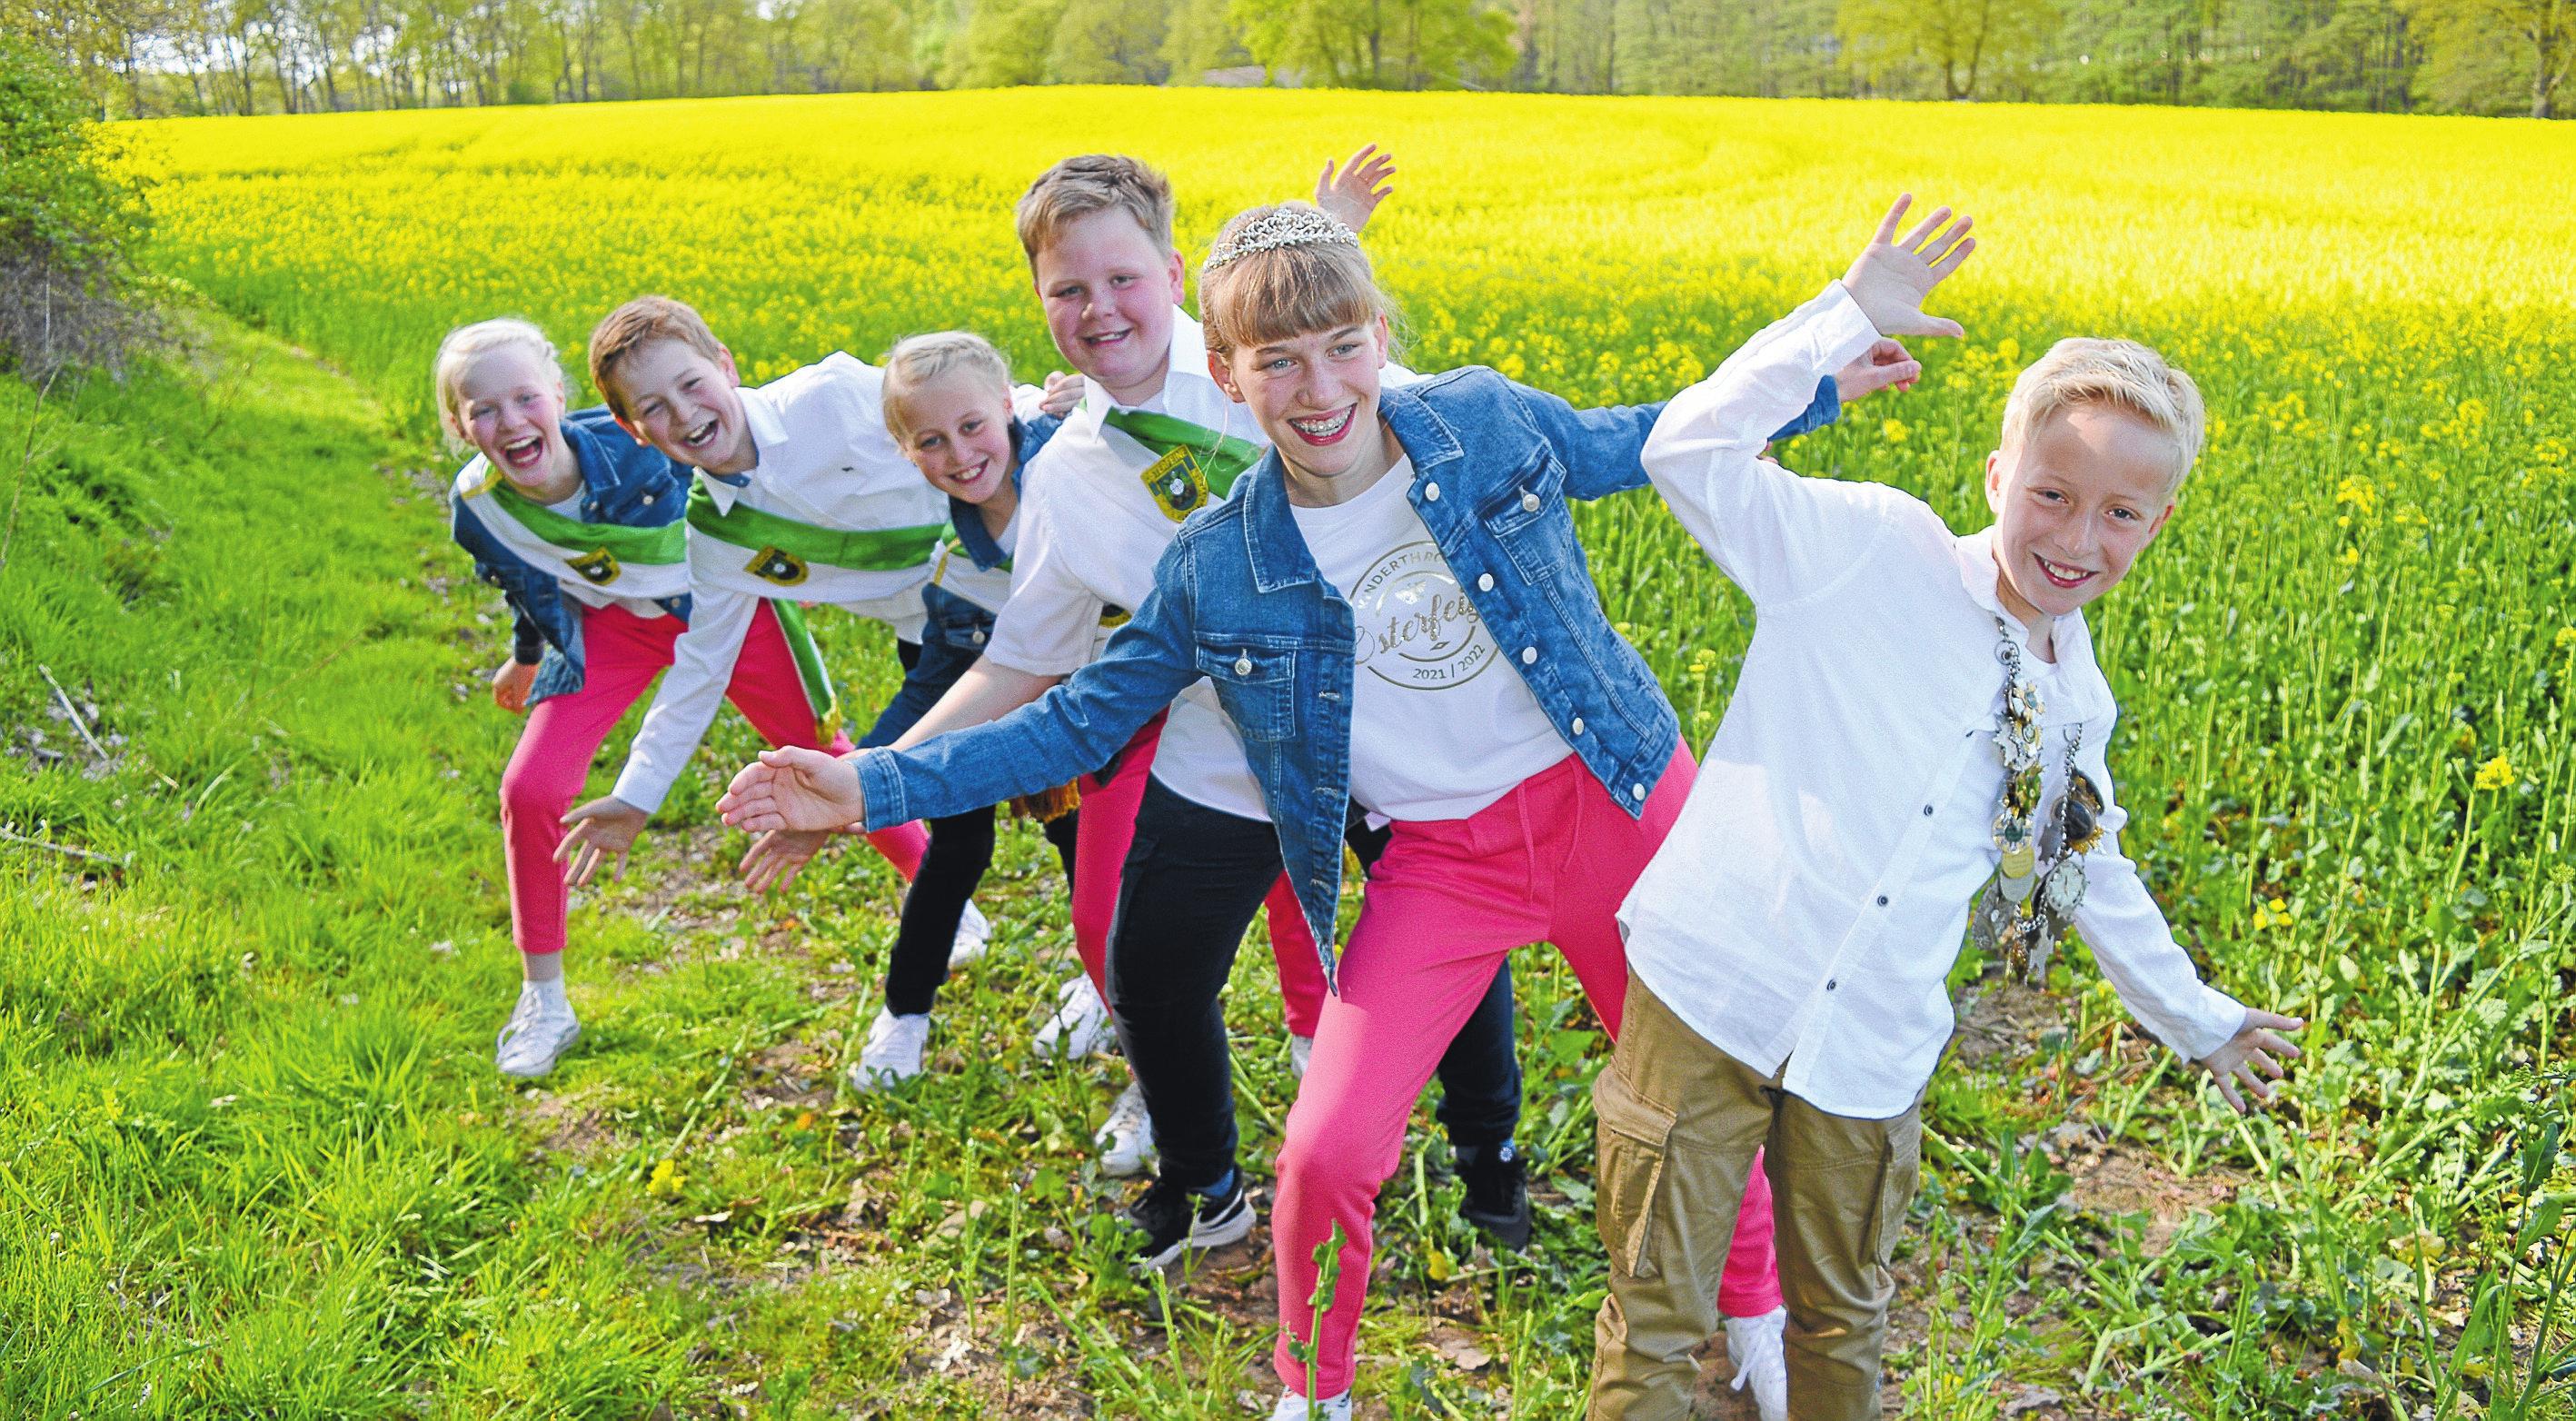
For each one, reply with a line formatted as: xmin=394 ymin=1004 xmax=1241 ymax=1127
xmin=1069 ymin=713 xmax=1327 ymax=1038
xmin=497 ymin=601 xmax=920 ymax=957
xmin=1271 ymin=748 xmax=1781 ymax=1397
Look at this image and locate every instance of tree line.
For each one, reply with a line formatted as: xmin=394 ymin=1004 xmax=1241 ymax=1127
xmin=14 ymin=0 xmax=2569 ymax=122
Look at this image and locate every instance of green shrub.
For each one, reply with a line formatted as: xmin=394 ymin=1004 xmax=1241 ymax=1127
xmin=0 ymin=33 xmax=157 ymax=381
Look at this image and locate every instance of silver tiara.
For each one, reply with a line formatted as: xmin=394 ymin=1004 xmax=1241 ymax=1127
xmin=1201 ymin=207 xmax=1358 ymax=274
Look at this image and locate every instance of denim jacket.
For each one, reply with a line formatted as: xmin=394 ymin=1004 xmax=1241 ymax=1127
xmin=448 ymin=405 xmax=691 ymax=706
xmin=857 ymin=370 xmax=1840 ymax=979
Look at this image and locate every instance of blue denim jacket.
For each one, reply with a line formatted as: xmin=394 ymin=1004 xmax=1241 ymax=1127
xmin=448 ymin=405 xmax=691 ymax=707
xmin=857 ymin=371 xmax=1840 ymax=979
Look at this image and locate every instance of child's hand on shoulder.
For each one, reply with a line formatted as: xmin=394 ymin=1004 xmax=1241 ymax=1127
xmin=1039 ymin=370 xmax=1085 ymax=418
xmin=2195 ymin=1008 xmax=2306 ymax=1114
xmin=1317 ymin=144 xmax=1397 ymax=233
xmin=492 ymin=661 xmax=537 ymax=713
xmin=1842 ymin=194 xmax=1974 ymax=340
xmin=1835 ymin=338 xmax=1921 ymax=406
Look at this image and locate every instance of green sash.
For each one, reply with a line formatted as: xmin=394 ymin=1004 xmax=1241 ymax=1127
xmin=685 ymin=483 xmax=945 ymax=587
xmin=768 ymin=599 xmax=842 ymax=740
xmin=1103 ymin=408 xmax=1266 ymax=523
xmin=488 ymin=482 xmax=687 ymax=586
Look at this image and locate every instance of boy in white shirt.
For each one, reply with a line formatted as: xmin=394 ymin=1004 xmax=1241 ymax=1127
xmin=553 ymin=295 xmax=956 ymax=929
xmin=1588 ymin=198 xmax=2305 ymax=1420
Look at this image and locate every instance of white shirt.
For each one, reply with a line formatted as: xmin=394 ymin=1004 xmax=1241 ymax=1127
xmin=930 ymin=512 xmax=1019 ymax=615
xmin=611 ymin=353 xmax=947 ymax=812
xmin=451 ymin=465 xmax=685 ymax=615
xmin=1289 ymin=456 xmax=1571 ymax=820
xmin=983 ymin=310 xmax=1275 ymax=818
xmin=1618 ymin=283 xmax=2247 ymax=1119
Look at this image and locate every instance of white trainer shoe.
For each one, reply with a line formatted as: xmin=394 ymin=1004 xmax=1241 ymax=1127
xmin=847 ymin=1008 xmax=930 ymax=1092
xmin=948 ymin=901 xmax=991 ymax=968
xmin=1725 ymin=1305 xmax=1789 ymax=1421
xmin=1031 ymin=973 xmax=1113 ymax=1061
xmin=495 ymin=985 xmax=580 ymax=1078
xmin=1268 ymin=1390 xmax=1352 ymax=1420
xmin=1096 ymin=1078 xmax=1158 ymax=1178
xmin=1288 ymin=1033 xmax=1315 ymax=1080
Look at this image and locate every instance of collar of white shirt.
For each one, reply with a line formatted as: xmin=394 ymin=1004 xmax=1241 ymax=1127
xmin=1949 ymin=525 xmax=2114 ymax=723
xmin=1074 ymin=306 xmax=1212 ymax=432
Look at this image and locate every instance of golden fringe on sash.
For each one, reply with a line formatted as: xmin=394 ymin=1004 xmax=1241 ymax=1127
xmin=1010 ymin=780 xmax=1082 ymax=823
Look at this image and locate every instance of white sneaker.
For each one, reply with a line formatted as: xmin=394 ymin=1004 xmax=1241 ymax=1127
xmin=1031 ymin=973 xmax=1113 ymax=1060
xmin=948 ymin=901 xmax=991 ymax=968
xmin=1725 ymin=1306 xmax=1788 ymax=1421
xmin=1095 ymin=1078 xmax=1157 ymax=1178
xmin=847 ymin=1008 xmax=930 ymax=1092
xmin=1288 ymin=1033 xmax=1314 ymax=1080
xmin=494 ymin=985 xmax=579 ymax=1078
xmin=1268 ymin=1391 xmax=1352 ymax=1420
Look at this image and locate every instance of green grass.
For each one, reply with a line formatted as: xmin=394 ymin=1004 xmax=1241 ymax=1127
xmin=3 ymin=290 xmax=2572 ymax=1414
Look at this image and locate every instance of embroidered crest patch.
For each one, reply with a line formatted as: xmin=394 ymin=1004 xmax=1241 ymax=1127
xmin=1140 ymin=444 xmax=1208 ymax=522
xmin=568 ymin=548 xmax=621 ymax=585
xmin=747 ymin=546 xmax=810 ymax=586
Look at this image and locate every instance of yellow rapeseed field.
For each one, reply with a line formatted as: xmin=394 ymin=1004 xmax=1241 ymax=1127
xmin=113 ymin=90 xmax=2576 ymax=1415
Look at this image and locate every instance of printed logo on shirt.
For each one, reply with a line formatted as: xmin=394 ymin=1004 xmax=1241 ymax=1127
xmin=1349 ymin=541 xmax=1496 ymax=689
xmin=1139 ymin=445 xmax=1208 ymax=522
xmin=747 ymin=546 xmax=810 ymax=586
xmin=1099 ymin=605 xmax=1130 ymax=629
xmin=568 ymin=548 xmax=621 ymax=585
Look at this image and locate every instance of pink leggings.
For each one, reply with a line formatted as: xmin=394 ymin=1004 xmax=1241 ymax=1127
xmin=498 ymin=601 xmax=923 ymax=957
xmin=1271 ymin=748 xmax=1779 ymax=1397
xmin=1067 ymin=712 xmax=1328 ymax=1038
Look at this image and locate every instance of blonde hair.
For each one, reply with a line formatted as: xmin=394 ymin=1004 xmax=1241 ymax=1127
xmin=1198 ymin=202 xmax=1397 ymax=364
xmin=433 ymin=317 xmax=562 ymax=447
xmin=2000 ymin=338 xmax=2206 ymax=494
xmin=882 ymin=332 xmax=1015 ymax=442
xmin=587 ymin=295 xmax=726 ymax=421
xmin=1015 ymin=154 xmax=1176 ymax=264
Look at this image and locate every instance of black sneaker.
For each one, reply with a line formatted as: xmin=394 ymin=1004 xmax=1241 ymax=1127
xmin=1457 ymin=1142 xmax=1531 ymax=1250
xmin=1127 ymin=1172 xmax=1254 ymax=1269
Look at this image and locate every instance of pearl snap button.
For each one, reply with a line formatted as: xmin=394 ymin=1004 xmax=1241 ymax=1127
xmin=1571 ymin=717 xmax=1586 ymax=735
xmin=1520 ymin=647 xmax=1537 ymax=664
xmin=1521 ymin=491 xmax=1539 ymax=512
xmin=971 ymin=630 xmax=987 ymax=644
xmin=1632 ymin=783 xmax=1647 ymax=800
xmin=1477 ymin=573 xmax=1495 ymax=591
xmin=1235 ymin=655 xmax=1253 ymax=675
xmin=1424 ymin=482 xmax=1441 ymax=502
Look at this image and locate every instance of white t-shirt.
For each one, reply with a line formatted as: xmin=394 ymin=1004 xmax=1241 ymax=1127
xmin=1288 ymin=456 xmax=1571 ymax=821
xmin=930 ymin=512 xmax=1018 ymax=615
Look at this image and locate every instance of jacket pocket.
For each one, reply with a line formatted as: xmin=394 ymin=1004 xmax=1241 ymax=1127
xmin=1194 ymin=641 xmax=1298 ymax=742
xmin=1475 ymin=448 xmax=1568 ymax=539
xmin=1593 ymin=1063 xmax=1680 ymax=1280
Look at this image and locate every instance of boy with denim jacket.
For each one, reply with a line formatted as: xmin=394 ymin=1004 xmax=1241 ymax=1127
xmin=1589 ymin=197 xmax=2306 ymax=1420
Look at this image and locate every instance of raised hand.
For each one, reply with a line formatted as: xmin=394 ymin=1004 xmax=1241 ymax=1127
xmin=1842 ymin=194 xmax=1975 ymax=340
xmin=557 ymin=795 xmax=649 ymax=887
xmin=716 ymin=745 xmax=867 ymax=834
xmin=1316 ymin=144 xmax=1396 ymax=234
xmin=2194 ymin=1008 xmax=2306 ymax=1114
xmin=492 ymin=660 xmax=536 ymax=713
xmin=741 ymin=827 xmax=830 ymax=894
xmin=1039 ymin=369 xmax=1085 ymax=418
xmin=1835 ymin=338 xmax=1921 ymax=405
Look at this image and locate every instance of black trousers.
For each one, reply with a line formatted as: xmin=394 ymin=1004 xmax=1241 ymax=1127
xmin=883 ymin=807 xmax=1081 ymax=1016
xmin=1109 ymin=777 xmax=1523 ymax=1192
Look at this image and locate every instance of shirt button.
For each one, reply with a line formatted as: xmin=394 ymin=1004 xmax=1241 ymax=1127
xmin=1521 ymin=491 xmax=1540 ymax=512
xmin=1631 ymin=783 xmax=1647 ymax=800
xmin=1520 ymin=647 xmax=1537 ymax=665
xmin=1923 ymin=804 xmax=1934 ymax=816
xmin=1827 ymin=979 xmax=1839 ymax=991
xmin=1477 ymin=573 xmax=1495 ymax=592
xmin=1235 ymin=655 xmax=1253 ymax=675
xmin=1570 ymin=717 xmax=1586 ymax=736
xmin=1424 ymin=482 xmax=1441 ymax=502
xmin=1876 ymin=895 xmax=1890 ymax=907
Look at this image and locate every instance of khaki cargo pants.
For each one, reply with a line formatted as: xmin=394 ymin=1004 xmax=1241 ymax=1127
xmin=1586 ymin=970 xmax=1922 ymax=1421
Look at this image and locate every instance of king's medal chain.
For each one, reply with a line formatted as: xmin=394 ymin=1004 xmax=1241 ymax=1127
xmin=1970 ymin=615 xmax=2107 ymax=982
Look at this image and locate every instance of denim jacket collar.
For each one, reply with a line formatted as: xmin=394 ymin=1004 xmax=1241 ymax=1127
xmin=1236 ymin=383 xmax=1468 ymax=594
xmin=946 ymin=420 xmax=1031 ymax=571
